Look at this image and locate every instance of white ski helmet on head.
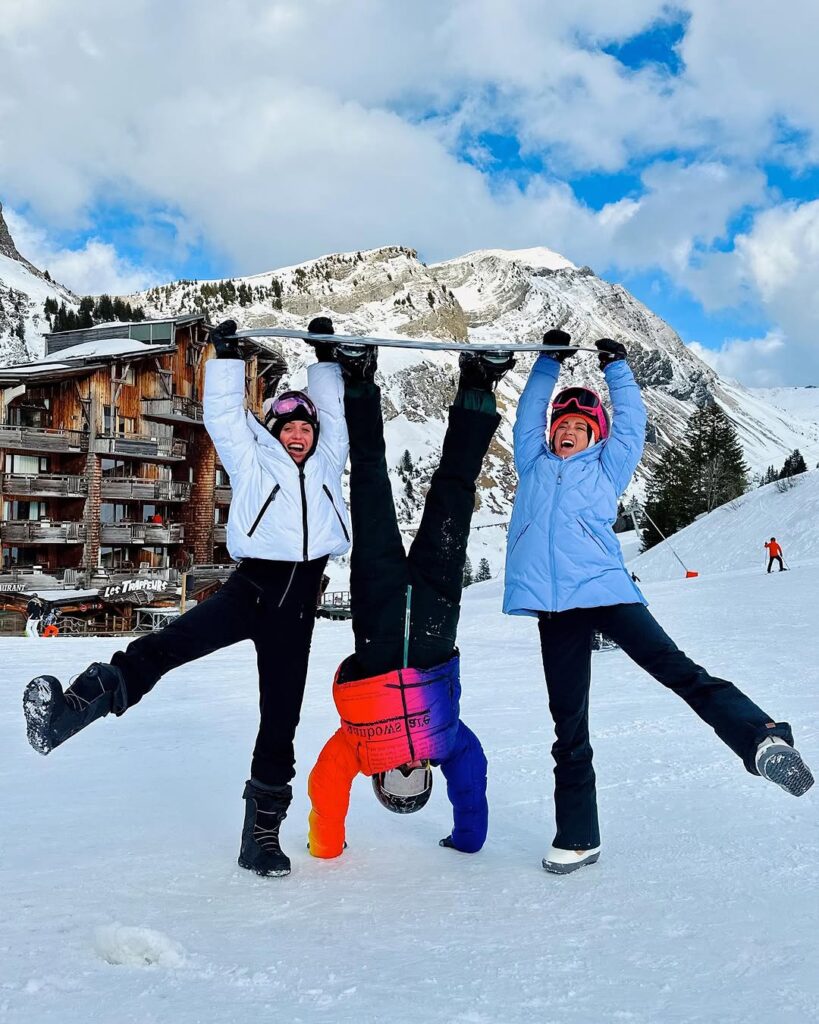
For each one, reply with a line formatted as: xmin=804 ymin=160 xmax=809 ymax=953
xmin=372 ymin=761 xmax=433 ymax=814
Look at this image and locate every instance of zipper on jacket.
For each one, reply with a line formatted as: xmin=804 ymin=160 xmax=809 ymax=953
xmin=509 ymin=521 xmax=531 ymax=556
xmin=299 ymin=466 xmax=309 ymax=561
xmin=548 ymin=470 xmax=562 ymax=610
xmin=322 ymin=484 xmax=350 ymax=542
xmin=278 ymin=562 xmax=298 ymax=608
xmin=397 ymin=669 xmax=416 ymax=762
xmin=247 ymin=484 xmax=280 ymax=537
xmin=577 ymin=518 xmax=609 ymax=556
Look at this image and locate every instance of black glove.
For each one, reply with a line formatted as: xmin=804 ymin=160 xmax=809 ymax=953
xmin=596 ymin=337 xmax=627 ymax=371
xmin=307 ymin=316 xmax=336 ymax=362
xmin=542 ymin=328 xmax=573 ymax=363
xmin=208 ymin=319 xmax=241 ymax=360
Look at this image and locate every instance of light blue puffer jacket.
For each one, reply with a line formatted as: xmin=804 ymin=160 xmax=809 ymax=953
xmin=503 ymin=357 xmax=647 ymax=616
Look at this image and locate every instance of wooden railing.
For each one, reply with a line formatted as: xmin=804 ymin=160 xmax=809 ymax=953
xmin=0 ymin=425 xmax=88 ymax=453
xmin=1 ymin=520 xmax=86 ymax=543
xmin=101 ymin=478 xmax=191 ymax=502
xmin=93 ymin=434 xmax=187 ymax=461
xmin=141 ymin=396 xmax=204 ymax=424
xmin=214 ymin=485 xmax=232 ymax=504
xmin=99 ymin=522 xmax=185 ymax=545
xmin=1 ymin=473 xmax=87 ymax=498
xmin=213 ymin=525 xmax=227 ymax=544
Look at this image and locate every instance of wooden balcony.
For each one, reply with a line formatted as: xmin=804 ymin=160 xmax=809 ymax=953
xmin=1 ymin=520 xmax=86 ymax=544
xmin=214 ymin=485 xmax=232 ymax=504
xmin=213 ymin=525 xmax=227 ymax=545
xmin=141 ymin=396 xmax=204 ymax=425
xmin=0 ymin=425 xmax=88 ymax=454
xmin=1 ymin=473 xmax=87 ymax=498
xmin=93 ymin=434 xmax=187 ymax=462
xmin=101 ymin=478 xmax=192 ymax=502
xmin=100 ymin=522 xmax=186 ymax=545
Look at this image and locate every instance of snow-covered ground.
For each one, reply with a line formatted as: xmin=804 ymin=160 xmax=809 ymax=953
xmin=631 ymin=469 xmax=819 ymax=582
xmin=3 ymin=562 xmax=818 ymax=1023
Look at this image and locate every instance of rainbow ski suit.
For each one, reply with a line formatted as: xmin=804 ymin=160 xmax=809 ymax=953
xmin=308 ymin=652 xmax=487 ymax=857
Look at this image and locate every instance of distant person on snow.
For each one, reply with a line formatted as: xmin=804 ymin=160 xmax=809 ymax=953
xmin=24 ymin=594 xmax=43 ymax=638
xmin=22 ymin=317 xmax=351 ymax=879
xmin=504 ymin=331 xmax=814 ymax=875
xmin=306 ymin=325 xmax=511 ymax=859
xmin=764 ymin=537 xmax=785 ymax=573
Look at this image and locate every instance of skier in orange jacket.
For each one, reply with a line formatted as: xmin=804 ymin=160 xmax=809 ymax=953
xmin=764 ymin=537 xmax=784 ymax=572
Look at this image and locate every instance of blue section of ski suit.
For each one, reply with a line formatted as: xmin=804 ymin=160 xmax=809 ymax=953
xmin=503 ymin=357 xmax=648 ymax=616
xmin=436 ymin=721 xmax=488 ymax=853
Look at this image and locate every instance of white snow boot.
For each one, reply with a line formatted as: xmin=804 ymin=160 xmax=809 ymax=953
xmin=755 ymin=737 xmax=814 ymax=797
xmin=542 ymin=845 xmax=601 ymax=874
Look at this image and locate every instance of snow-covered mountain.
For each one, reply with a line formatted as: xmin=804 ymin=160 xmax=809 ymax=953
xmin=125 ymin=245 xmax=819 ymax=576
xmin=3 ymin=219 xmax=818 ymax=579
xmin=0 ymin=203 xmax=77 ymax=363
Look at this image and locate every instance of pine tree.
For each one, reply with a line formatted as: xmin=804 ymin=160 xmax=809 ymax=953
xmin=462 ymin=555 xmax=473 ymax=588
xmin=759 ymin=465 xmax=778 ymax=487
xmin=641 ymin=405 xmax=748 ymax=550
xmin=780 ymin=449 xmax=808 ymax=478
xmin=95 ymin=294 xmax=115 ymax=322
xmin=475 ymin=557 xmax=491 ymax=582
xmin=683 ymin=403 xmax=748 ymax=514
xmin=77 ymin=296 xmax=95 ymax=329
xmin=641 ymin=445 xmax=691 ymax=550
xmin=400 ymin=449 xmax=413 ymax=474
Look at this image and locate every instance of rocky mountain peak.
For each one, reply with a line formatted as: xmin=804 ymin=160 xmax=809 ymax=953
xmin=0 ymin=202 xmax=23 ymax=262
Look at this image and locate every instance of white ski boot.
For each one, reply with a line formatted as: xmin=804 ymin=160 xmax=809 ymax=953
xmin=542 ymin=845 xmax=601 ymax=874
xmin=755 ymin=737 xmax=814 ymax=796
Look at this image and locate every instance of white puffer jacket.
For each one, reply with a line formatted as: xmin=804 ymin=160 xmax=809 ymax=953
xmin=203 ymin=358 xmax=351 ymax=563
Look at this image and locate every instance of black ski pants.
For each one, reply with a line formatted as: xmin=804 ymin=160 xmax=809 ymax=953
xmin=767 ymin=556 xmax=784 ymax=572
xmin=109 ymin=556 xmax=327 ymax=787
xmin=537 ymin=603 xmax=792 ymax=850
xmin=344 ymin=382 xmax=500 ymax=677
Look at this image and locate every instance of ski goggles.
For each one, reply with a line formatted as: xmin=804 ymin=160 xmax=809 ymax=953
xmin=263 ymin=390 xmax=318 ymax=426
xmin=381 ymin=761 xmax=432 ymax=798
xmin=551 ymin=387 xmax=608 ymax=440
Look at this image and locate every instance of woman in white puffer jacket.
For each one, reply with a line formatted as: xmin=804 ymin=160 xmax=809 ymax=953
xmin=22 ymin=316 xmax=349 ymax=880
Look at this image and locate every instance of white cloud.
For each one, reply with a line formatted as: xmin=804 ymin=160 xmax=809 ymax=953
xmin=688 ymin=333 xmax=788 ymax=388
xmin=2 ymin=0 xmax=819 ymax=385
xmin=4 ymin=210 xmax=160 ymax=295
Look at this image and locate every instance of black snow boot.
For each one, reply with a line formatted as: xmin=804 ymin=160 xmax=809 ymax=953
xmin=335 ymin=343 xmax=377 ymax=383
xmin=238 ymin=779 xmax=293 ymax=877
xmin=458 ymin=350 xmax=515 ymax=391
xmin=23 ymin=662 xmax=127 ymax=755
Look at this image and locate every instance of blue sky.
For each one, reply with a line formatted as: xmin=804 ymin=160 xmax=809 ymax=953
xmin=3 ymin=1 xmax=819 ymax=385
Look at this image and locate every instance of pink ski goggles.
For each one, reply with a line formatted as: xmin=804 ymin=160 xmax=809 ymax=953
xmin=263 ymin=390 xmax=318 ymax=426
xmin=550 ymin=387 xmax=609 ymax=442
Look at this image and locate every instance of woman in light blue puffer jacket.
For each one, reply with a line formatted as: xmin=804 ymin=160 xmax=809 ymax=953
xmin=505 ymin=333 xmax=813 ymax=876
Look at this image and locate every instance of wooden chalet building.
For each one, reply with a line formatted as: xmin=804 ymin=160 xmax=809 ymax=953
xmin=0 ymin=315 xmax=275 ymax=578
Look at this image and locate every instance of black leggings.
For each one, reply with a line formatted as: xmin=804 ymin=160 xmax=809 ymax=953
xmin=344 ymin=382 xmax=499 ymax=677
xmin=537 ymin=603 xmax=791 ymax=849
xmin=110 ymin=557 xmax=327 ymax=786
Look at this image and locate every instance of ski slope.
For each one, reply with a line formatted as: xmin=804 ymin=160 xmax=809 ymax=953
xmin=2 ymin=566 xmax=818 ymax=1024
xmin=631 ymin=469 xmax=819 ymax=582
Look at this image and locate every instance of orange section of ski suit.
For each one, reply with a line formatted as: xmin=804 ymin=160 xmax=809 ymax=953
xmin=765 ymin=541 xmax=782 ymax=558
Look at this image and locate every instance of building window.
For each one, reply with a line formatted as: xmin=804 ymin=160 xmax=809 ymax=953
xmin=115 ymin=361 xmax=135 ymax=385
xmin=130 ymin=322 xmax=173 ymax=344
xmin=5 ymin=454 xmax=48 ymax=474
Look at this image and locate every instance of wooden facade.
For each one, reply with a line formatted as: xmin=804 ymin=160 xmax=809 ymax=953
xmin=0 ymin=316 xmax=271 ymax=576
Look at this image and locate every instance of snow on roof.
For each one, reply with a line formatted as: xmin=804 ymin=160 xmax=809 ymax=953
xmin=40 ymin=339 xmax=158 ymax=362
xmin=28 ymin=589 xmax=100 ymax=601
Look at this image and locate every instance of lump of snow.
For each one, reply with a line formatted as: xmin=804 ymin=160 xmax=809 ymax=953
xmin=94 ymin=924 xmax=186 ymax=968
